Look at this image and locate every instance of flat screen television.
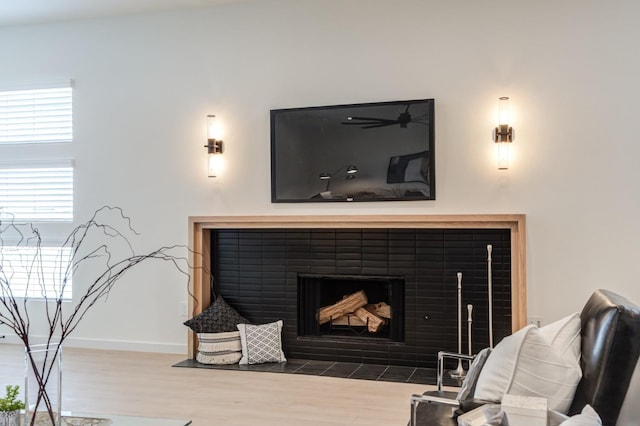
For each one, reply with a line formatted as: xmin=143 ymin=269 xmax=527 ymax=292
xmin=270 ymin=99 xmax=435 ymax=203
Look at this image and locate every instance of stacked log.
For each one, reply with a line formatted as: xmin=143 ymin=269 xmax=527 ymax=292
xmin=317 ymin=290 xmax=391 ymax=334
xmin=330 ymin=314 xmax=367 ymax=327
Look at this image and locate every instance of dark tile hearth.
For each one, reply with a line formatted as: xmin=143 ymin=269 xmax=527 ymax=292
xmin=173 ymin=358 xmax=463 ymax=387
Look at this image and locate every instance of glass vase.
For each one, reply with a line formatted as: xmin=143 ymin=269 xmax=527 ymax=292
xmin=0 ymin=410 xmax=20 ymax=426
xmin=24 ymin=342 xmax=62 ymax=426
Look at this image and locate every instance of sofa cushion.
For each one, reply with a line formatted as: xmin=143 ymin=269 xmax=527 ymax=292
xmin=474 ymin=323 xmax=582 ymax=413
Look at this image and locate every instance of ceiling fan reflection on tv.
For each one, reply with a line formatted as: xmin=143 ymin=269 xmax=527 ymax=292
xmin=340 ymin=103 xmax=429 ymax=129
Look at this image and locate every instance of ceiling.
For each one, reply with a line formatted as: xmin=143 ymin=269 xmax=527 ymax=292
xmin=0 ymin=0 xmax=250 ymax=27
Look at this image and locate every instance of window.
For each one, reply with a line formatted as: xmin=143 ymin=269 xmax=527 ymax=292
xmin=0 ymin=245 xmax=72 ymax=300
xmin=0 ymin=165 xmax=73 ymax=221
xmin=0 ymin=84 xmax=72 ymax=144
xmin=0 ymin=80 xmax=74 ymax=299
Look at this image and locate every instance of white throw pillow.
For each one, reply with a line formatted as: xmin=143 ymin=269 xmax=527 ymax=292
xmin=196 ymin=331 xmax=242 ymax=365
xmin=237 ymin=320 xmax=287 ymax=365
xmin=559 ymin=405 xmax=602 ymax=426
xmin=539 ymin=312 xmax=581 ymax=365
xmin=473 ymin=324 xmax=582 ymax=413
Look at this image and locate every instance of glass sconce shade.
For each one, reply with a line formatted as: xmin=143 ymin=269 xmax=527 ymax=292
xmin=493 ymin=97 xmax=513 ymax=169
xmin=497 ymin=142 xmax=510 ymax=170
xmin=207 ymin=115 xmax=223 ymax=140
xmin=208 ymin=152 xmax=223 ymax=177
xmin=205 ymin=115 xmax=224 ymax=178
xmin=494 ymin=97 xmax=513 ymax=143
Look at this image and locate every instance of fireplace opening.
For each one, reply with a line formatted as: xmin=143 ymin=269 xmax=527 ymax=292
xmin=297 ymin=274 xmax=405 ymax=342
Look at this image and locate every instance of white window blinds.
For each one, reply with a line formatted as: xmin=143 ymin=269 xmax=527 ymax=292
xmin=0 ymin=85 xmax=72 ymax=144
xmin=0 ymin=166 xmax=73 ymax=221
xmin=0 ymin=245 xmax=72 ymax=300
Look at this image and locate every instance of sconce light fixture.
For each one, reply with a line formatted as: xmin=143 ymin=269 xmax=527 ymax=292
xmin=493 ymin=97 xmax=514 ymax=170
xmin=205 ymin=115 xmax=223 ymax=177
xmin=318 ymin=164 xmax=358 ymax=191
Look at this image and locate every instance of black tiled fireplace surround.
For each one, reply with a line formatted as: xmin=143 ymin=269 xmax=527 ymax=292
xmin=212 ymin=228 xmax=511 ymax=369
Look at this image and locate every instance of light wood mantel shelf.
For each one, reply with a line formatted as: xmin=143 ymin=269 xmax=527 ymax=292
xmin=187 ymin=214 xmax=526 ymax=358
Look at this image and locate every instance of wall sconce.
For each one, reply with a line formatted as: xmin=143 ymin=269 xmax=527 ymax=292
xmin=319 ymin=164 xmax=358 ymax=191
xmin=493 ymin=97 xmax=514 ymax=170
xmin=205 ymin=115 xmax=223 ymax=177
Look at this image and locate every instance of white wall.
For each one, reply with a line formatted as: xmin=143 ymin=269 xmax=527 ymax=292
xmin=1 ymin=0 xmax=639 ymax=353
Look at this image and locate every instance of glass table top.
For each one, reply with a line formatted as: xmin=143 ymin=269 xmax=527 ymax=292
xmin=92 ymin=414 xmax=192 ymax=425
xmin=25 ymin=412 xmax=191 ymax=425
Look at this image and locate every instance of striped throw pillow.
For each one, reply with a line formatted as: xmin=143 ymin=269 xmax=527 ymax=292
xmin=196 ymin=331 xmax=242 ymax=365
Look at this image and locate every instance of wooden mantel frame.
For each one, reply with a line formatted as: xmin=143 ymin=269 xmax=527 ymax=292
xmin=187 ymin=214 xmax=526 ymax=358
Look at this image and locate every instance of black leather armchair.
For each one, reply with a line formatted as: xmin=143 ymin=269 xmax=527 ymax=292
xmin=411 ymin=289 xmax=640 ymax=426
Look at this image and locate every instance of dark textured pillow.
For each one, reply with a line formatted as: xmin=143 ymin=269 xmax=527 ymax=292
xmin=456 ymin=347 xmax=493 ymax=401
xmin=183 ymin=296 xmax=248 ymax=333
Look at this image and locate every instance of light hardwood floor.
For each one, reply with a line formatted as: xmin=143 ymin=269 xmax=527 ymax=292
xmin=0 ymin=343 xmax=432 ymax=425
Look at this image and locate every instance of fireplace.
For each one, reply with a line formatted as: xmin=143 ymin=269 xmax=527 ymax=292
xmin=188 ymin=214 xmax=527 ymax=367
xmin=297 ymin=274 xmax=405 ymax=342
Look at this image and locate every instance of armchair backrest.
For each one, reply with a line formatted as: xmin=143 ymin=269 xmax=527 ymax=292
xmin=569 ymin=289 xmax=640 ymax=425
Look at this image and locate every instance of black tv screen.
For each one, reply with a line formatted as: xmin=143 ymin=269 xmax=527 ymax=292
xmin=270 ymin=99 xmax=435 ymax=203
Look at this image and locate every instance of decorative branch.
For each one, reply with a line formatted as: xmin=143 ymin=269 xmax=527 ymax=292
xmin=0 ymin=206 xmax=200 ymax=425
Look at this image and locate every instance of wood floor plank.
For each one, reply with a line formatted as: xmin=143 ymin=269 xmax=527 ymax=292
xmin=0 ymin=344 xmax=431 ymax=425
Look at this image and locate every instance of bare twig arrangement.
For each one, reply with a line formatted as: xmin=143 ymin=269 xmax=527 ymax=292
xmin=0 ymin=206 xmax=195 ymax=425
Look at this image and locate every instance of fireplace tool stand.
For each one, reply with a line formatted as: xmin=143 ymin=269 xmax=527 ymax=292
xmin=449 ymin=272 xmax=466 ymax=378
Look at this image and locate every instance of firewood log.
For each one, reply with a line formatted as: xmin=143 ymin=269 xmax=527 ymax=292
xmin=354 ymin=307 xmax=385 ymax=333
xmin=317 ymin=290 xmax=367 ymax=324
xmin=330 ymin=314 xmax=367 ymax=327
xmin=365 ymin=302 xmax=391 ymax=319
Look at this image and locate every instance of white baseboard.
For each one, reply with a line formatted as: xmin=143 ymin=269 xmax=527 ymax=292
xmin=0 ymin=333 xmax=186 ymax=355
